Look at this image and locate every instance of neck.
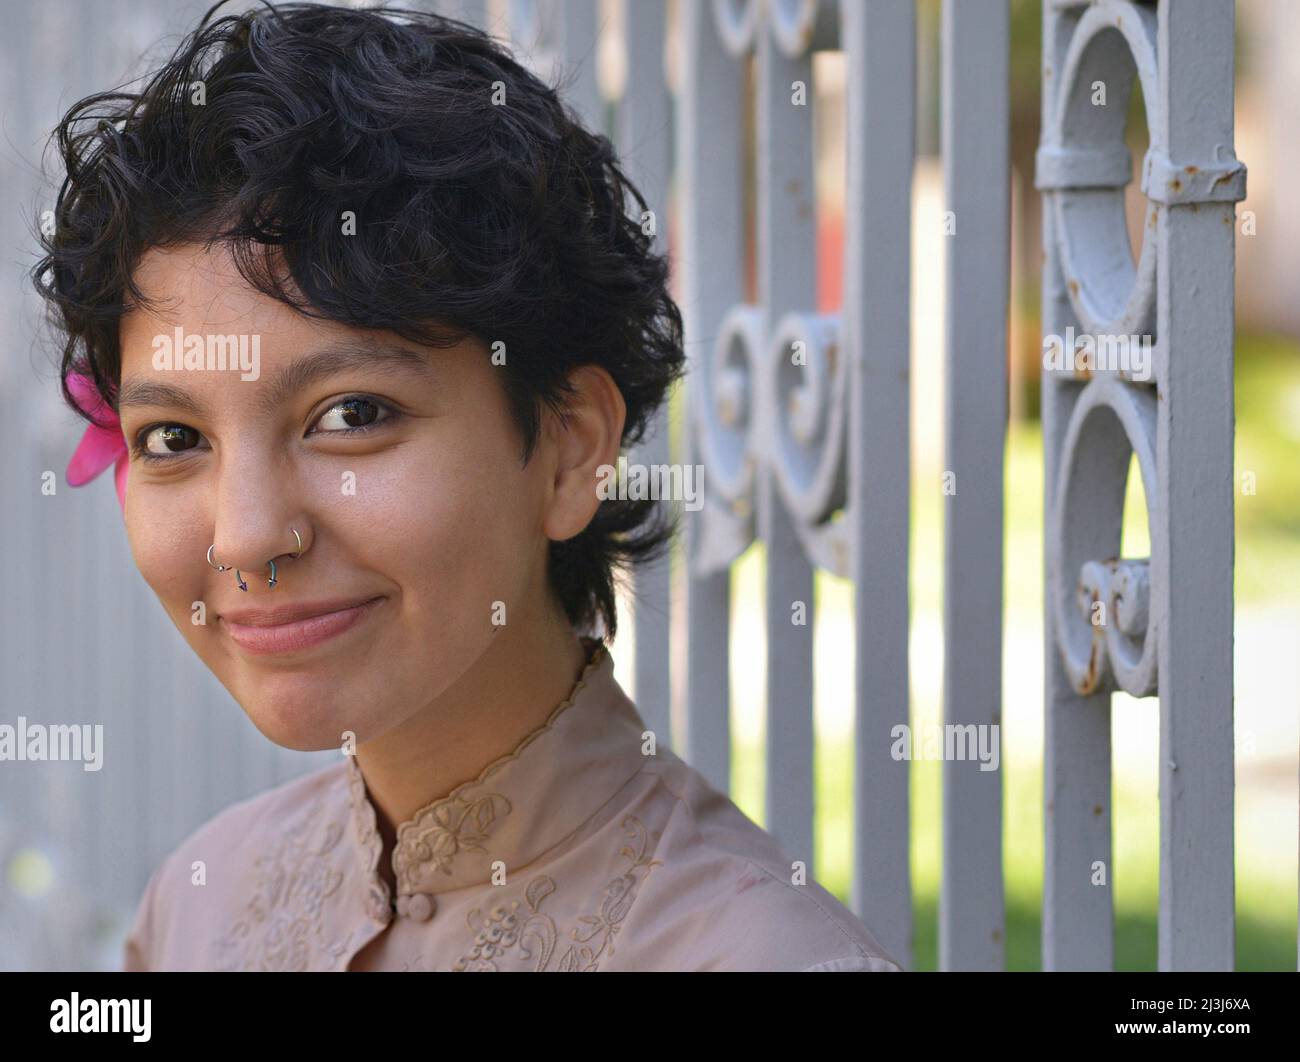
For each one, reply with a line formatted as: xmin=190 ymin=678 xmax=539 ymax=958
xmin=353 ymin=608 xmax=591 ymax=895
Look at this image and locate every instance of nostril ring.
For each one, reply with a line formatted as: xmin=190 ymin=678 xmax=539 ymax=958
xmin=213 ymin=529 xmax=300 ymax=591
xmin=234 ymin=559 xmax=276 ymax=592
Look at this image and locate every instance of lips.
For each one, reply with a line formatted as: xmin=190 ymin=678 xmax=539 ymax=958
xmin=220 ymin=596 xmax=385 ymax=655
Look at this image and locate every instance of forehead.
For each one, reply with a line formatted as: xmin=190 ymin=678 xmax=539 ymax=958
xmin=116 ymin=242 xmax=479 ymax=413
xmin=120 ymin=242 xmax=321 ymax=352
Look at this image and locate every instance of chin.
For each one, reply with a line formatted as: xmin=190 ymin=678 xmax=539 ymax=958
xmin=242 ymin=700 xmax=356 ymax=753
xmin=228 ymin=669 xmax=382 ymax=753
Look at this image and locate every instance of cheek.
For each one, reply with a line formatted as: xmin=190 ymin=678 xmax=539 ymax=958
xmin=125 ymin=490 xmax=211 ymax=620
xmin=343 ymin=422 xmax=545 ymax=629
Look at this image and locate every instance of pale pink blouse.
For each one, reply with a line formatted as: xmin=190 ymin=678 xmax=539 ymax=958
xmin=123 ymin=639 xmax=902 ymax=972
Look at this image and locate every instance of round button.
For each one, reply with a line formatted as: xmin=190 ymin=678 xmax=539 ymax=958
xmin=397 ymin=892 xmax=436 ymax=922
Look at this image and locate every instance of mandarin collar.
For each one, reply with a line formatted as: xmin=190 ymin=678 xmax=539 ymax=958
xmin=343 ymin=639 xmax=649 ymax=923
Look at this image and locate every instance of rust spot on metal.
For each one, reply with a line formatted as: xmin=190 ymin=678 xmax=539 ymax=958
xmin=992 ymin=928 xmax=1003 ymax=943
xmin=1081 ymin=641 xmax=1100 ymax=694
xmin=1148 ymin=207 xmax=1159 ymax=230
xmin=1093 ymin=804 xmax=1103 ymax=817
xmin=1184 ymin=165 xmax=1199 ymax=174
xmin=1068 ymin=279 xmax=1079 ymax=297
xmin=1212 ymin=171 xmax=1234 ymax=189
xmin=1169 ymin=177 xmax=1183 ymax=193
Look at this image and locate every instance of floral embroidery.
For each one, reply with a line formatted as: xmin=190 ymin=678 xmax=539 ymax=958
xmin=451 ymin=814 xmax=663 ymax=972
xmin=393 ymin=791 xmax=512 ymax=891
xmin=214 ymin=810 xmax=355 ymax=971
xmin=443 ymin=875 xmax=559 ymax=972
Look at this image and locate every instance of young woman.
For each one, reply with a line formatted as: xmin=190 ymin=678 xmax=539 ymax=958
xmin=37 ymin=1 xmax=900 ymax=972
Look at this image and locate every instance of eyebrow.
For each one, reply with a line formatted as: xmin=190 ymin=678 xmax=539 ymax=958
xmin=116 ymin=341 xmax=439 ymax=418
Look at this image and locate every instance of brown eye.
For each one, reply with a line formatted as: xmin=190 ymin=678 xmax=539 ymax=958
xmin=312 ymin=396 xmax=393 ymax=434
xmin=142 ymin=424 xmax=201 ymax=456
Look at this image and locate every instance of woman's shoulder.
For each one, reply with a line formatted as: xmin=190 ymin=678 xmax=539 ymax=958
xmin=123 ymin=758 xmax=349 ymax=970
xmin=163 ymin=757 xmax=348 ymax=870
xmin=618 ymin=750 xmax=903 ymax=972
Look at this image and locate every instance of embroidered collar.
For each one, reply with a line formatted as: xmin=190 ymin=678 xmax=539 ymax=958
xmin=343 ymin=639 xmax=649 ymax=922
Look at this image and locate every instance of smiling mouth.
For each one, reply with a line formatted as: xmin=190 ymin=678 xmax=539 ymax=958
xmin=220 ymin=597 xmax=385 ymax=655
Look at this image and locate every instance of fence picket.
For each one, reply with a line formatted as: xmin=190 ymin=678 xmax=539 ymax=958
xmin=843 ymin=0 xmax=915 ymax=973
xmin=939 ymin=0 xmax=1009 ymax=972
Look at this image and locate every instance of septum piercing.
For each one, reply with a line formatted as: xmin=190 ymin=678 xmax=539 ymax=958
xmin=207 ymin=528 xmax=303 ymax=591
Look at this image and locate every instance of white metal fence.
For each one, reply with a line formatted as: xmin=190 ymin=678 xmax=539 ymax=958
xmin=0 ymin=0 xmax=1255 ymax=971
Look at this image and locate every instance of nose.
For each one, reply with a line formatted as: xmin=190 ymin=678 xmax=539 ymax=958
xmin=208 ymin=458 xmax=311 ymax=590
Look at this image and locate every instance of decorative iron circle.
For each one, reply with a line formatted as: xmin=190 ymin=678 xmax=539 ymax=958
xmin=1050 ymin=374 xmax=1159 ymax=697
xmin=1043 ymin=1 xmax=1160 ymax=345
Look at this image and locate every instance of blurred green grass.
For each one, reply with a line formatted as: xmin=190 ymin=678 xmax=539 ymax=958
xmin=718 ymin=331 xmax=1299 ymax=970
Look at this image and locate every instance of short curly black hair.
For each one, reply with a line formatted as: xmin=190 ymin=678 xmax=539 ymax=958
xmin=31 ymin=0 xmax=685 ymax=641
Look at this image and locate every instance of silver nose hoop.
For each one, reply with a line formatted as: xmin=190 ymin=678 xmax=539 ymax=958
xmin=207 ymin=528 xmax=303 ymax=592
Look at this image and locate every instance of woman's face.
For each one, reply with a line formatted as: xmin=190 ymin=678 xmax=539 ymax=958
xmin=116 ymin=241 xmax=581 ymax=752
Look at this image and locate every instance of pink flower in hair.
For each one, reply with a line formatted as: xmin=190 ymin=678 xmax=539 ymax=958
xmin=65 ymin=371 xmax=128 ymax=511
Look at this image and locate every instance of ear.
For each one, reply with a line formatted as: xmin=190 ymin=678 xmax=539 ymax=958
xmin=542 ymin=365 xmax=626 ymax=542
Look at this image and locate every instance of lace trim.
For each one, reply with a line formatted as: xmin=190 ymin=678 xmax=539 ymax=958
xmin=347 ymin=639 xmax=609 ymax=911
xmin=345 ymin=752 xmax=392 ymax=924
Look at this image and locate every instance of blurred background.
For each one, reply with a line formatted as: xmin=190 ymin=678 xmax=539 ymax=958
xmin=1 ymin=0 xmax=1295 ymax=970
